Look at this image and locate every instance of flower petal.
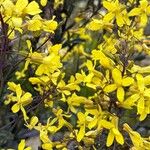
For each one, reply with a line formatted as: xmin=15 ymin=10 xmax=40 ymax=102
xmin=106 ymin=130 xmax=114 ymax=147
xmin=122 ymin=77 xmax=134 ymax=86
xmin=101 ymin=120 xmax=114 ymax=129
xmin=18 ymin=139 xmax=25 ymax=150
xmin=25 ymin=1 xmax=41 ymax=15
xmin=40 ymin=0 xmax=47 ymax=6
xmin=136 ymin=74 xmax=144 ymax=92
xmin=140 ymin=13 xmax=148 ymax=26
xmin=15 ymin=0 xmax=28 ymax=12
xmin=77 ymin=125 xmax=85 ymax=142
xmin=21 ymin=92 xmax=32 ymax=105
xmin=117 ymin=87 xmax=124 ymax=102
xmin=104 ymin=84 xmax=117 ymax=93
xmin=137 ymin=97 xmax=144 ymax=114
xmin=116 ymin=13 xmax=124 ymax=27
xmin=103 ymin=12 xmax=115 ymax=22
xmin=11 ymin=103 xmax=20 ymax=113
xmin=115 ymin=132 xmax=124 ymax=145
xmin=128 ymin=8 xmax=141 ymax=16
xmin=112 ymin=68 xmax=122 ymax=85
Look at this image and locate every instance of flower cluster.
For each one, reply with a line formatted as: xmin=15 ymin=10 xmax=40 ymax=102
xmin=0 ymin=0 xmax=150 ymax=149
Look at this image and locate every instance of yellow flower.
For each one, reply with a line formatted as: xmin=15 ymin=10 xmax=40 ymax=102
xmin=67 ymin=93 xmax=92 ymax=113
xmin=128 ymin=0 xmax=150 ymax=26
xmin=18 ymin=139 xmax=31 ymax=150
xmin=133 ymin=74 xmax=150 ymax=120
xmin=104 ymin=68 xmax=134 ymax=102
xmin=3 ymin=0 xmax=41 ymax=28
xmin=121 ymin=74 xmax=150 ymax=121
xmin=27 ymin=15 xmax=42 ymax=31
xmin=86 ymin=105 xmax=103 ymax=131
xmin=25 ymin=116 xmax=39 ymax=130
xmin=15 ymin=0 xmax=41 ymax=15
xmin=42 ymin=19 xmax=58 ymax=33
xmin=101 ymin=117 xmax=124 ymax=147
xmin=53 ymin=109 xmax=72 ymax=131
xmin=92 ymin=49 xmax=114 ymax=69
xmin=87 ymin=18 xmax=113 ymax=32
xmin=102 ymin=35 xmax=118 ymax=54
xmin=103 ymin=0 xmax=129 ymax=27
xmin=7 ymin=82 xmax=32 ymax=121
xmin=123 ymin=123 xmax=150 ymax=149
xmin=35 ymin=52 xmax=62 ymax=76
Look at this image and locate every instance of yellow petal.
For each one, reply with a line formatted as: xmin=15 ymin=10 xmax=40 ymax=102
xmin=117 ymin=87 xmax=124 ymax=102
xmin=112 ymin=68 xmax=122 ymax=85
xmin=130 ymin=133 xmax=143 ymax=147
xmin=122 ymin=77 xmax=134 ymax=86
xmin=18 ymin=139 xmax=25 ymax=150
xmin=128 ymin=8 xmax=141 ymax=16
xmin=103 ymin=1 xmax=113 ymax=11
xmin=30 ymin=116 xmax=38 ymax=126
xmin=24 ymin=147 xmax=31 ymax=150
xmin=15 ymin=0 xmax=28 ymax=12
xmin=87 ymin=19 xmax=103 ymax=31
xmin=144 ymin=75 xmax=150 ymax=85
xmin=101 ymin=120 xmax=114 ymax=129
xmin=16 ymin=84 xmax=22 ymax=99
xmin=143 ymin=89 xmax=150 ymax=97
xmin=139 ymin=111 xmax=147 ymax=121
xmin=25 ymin=1 xmax=41 ymax=15
xmin=136 ymin=74 xmax=144 ymax=92
xmin=140 ymin=0 xmax=148 ymax=9
xmin=115 ymin=132 xmax=124 ymax=145
xmin=40 ymin=0 xmax=47 ymax=6
xmin=43 ymin=20 xmax=58 ymax=32
xmin=35 ymin=64 xmax=46 ymax=76
xmin=11 ymin=103 xmax=20 ymax=113
xmin=137 ymin=97 xmax=144 ymax=114
xmin=88 ymin=118 xmax=97 ymax=129
xmin=7 ymin=82 xmax=17 ymax=92
xmin=77 ymin=125 xmax=85 ymax=142
xmin=104 ymin=84 xmax=117 ymax=93
xmin=92 ymin=50 xmax=113 ymax=68
xmin=120 ymin=94 xmax=139 ymax=109
xmin=103 ymin=12 xmax=115 ymax=22
xmin=77 ymin=112 xmax=85 ymax=123
xmin=116 ymin=13 xmax=124 ymax=27
xmin=20 ymin=92 xmax=32 ymax=105
xmin=48 ymin=126 xmax=57 ymax=132
xmin=140 ymin=13 xmax=147 ymax=26
xmin=146 ymin=6 xmax=150 ymax=14
xmin=42 ymin=143 xmax=53 ymax=150
xmin=112 ymin=128 xmax=120 ymax=135
xmin=49 ymin=44 xmax=62 ymax=54
xmin=84 ymin=73 xmax=94 ymax=83
xmin=106 ymin=130 xmax=114 ymax=147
